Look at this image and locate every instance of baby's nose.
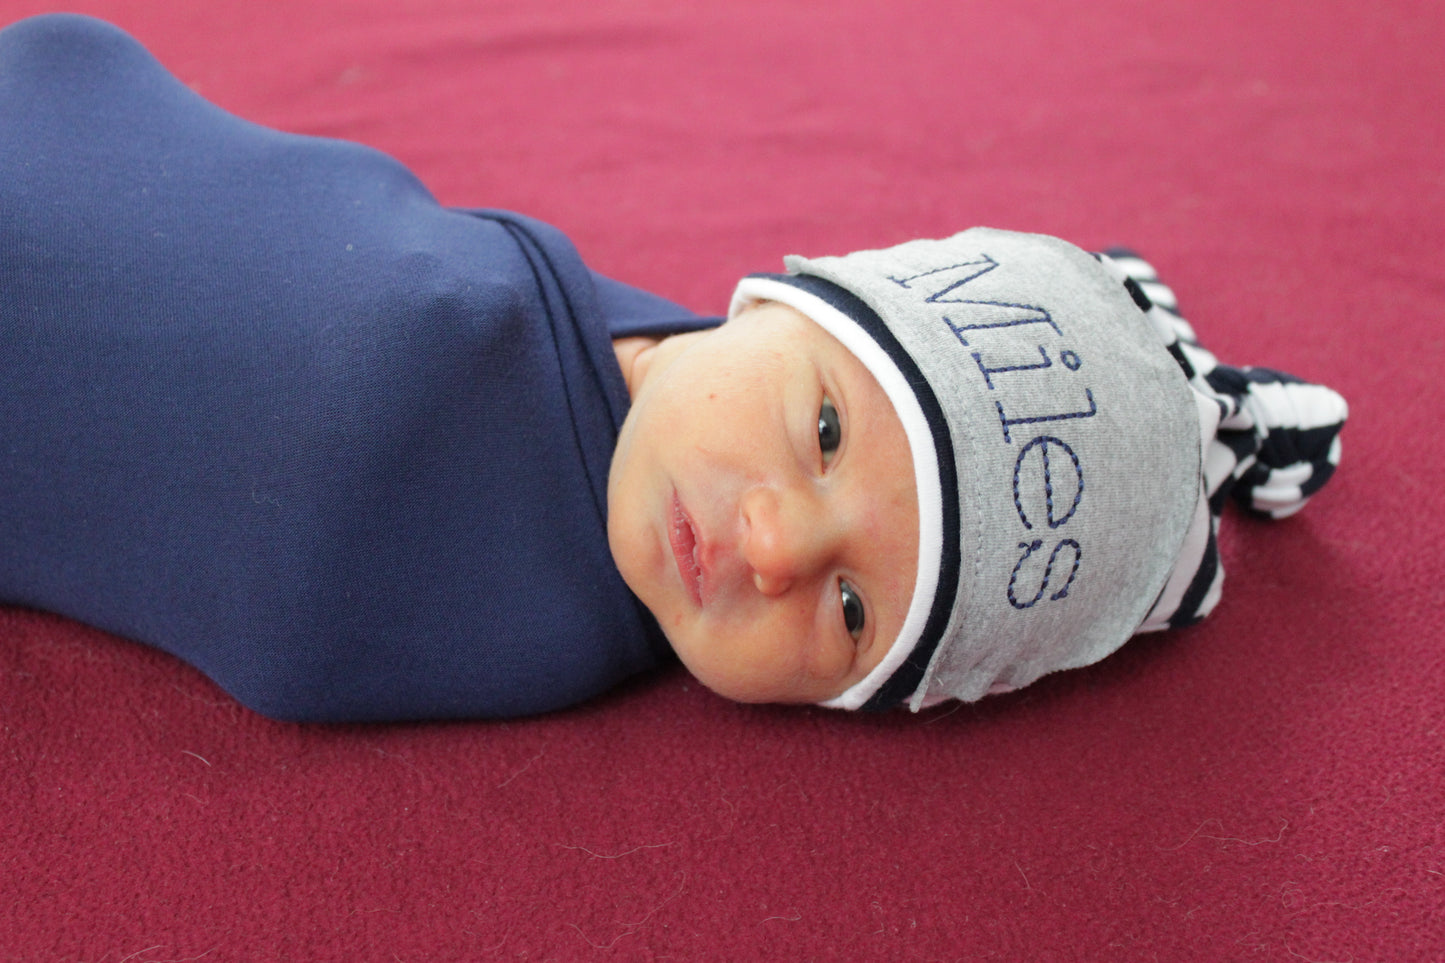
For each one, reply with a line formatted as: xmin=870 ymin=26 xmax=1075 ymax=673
xmin=740 ymin=485 xmax=833 ymax=596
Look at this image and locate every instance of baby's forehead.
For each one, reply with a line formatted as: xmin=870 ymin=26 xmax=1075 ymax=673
xmin=727 ymin=299 xmax=873 ymax=365
xmin=726 ymin=297 xmax=813 ymax=330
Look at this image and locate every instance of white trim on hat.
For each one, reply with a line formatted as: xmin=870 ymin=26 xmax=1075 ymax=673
xmin=729 ymin=276 xmax=943 ymax=710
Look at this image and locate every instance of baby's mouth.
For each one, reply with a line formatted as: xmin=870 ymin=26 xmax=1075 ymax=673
xmin=669 ymin=492 xmax=705 ymax=607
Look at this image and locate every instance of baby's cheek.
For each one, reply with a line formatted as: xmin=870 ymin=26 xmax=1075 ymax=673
xmin=801 ymin=631 xmax=855 ymax=690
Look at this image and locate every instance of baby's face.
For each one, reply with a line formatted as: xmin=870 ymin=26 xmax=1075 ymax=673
xmin=608 ymin=302 xmax=918 ymax=704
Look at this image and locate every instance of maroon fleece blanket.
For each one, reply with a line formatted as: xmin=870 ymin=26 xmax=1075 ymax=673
xmin=3 ymin=0 xmax=1441 ymax=960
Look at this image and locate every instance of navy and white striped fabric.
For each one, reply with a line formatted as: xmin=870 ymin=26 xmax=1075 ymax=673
xmin=1096 ymin=250 xmax=1349 ymax=633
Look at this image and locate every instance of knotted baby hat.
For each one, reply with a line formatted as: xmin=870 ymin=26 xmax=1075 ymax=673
xmin=729 ymin=228 xmax=1203 ymax=711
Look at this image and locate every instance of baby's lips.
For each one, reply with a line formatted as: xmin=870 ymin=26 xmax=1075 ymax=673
xmin=668 ymin=491 xmax=704 ymax=607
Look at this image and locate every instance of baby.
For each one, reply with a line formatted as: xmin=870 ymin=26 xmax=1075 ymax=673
xmin=0 ymin=15 xmax=1346 ymax=722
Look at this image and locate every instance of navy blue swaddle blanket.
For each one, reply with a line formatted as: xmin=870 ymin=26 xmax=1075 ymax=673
xmin=0 ymin=14 xmax=703 ymax=720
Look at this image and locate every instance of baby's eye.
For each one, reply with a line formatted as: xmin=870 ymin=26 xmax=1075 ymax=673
xmin=818 ymin=396 xmax=842 ymax=464
xmin=840 ymin=580 xmax=865 ymax=640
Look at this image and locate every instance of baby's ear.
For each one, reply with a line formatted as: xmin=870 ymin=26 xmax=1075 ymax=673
xmin=612 ymin=336 xmax=660 ymax=400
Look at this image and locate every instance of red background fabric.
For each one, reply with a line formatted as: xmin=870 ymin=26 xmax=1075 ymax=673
xmin=2 ymin=1 xmax=1441 ymax=960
